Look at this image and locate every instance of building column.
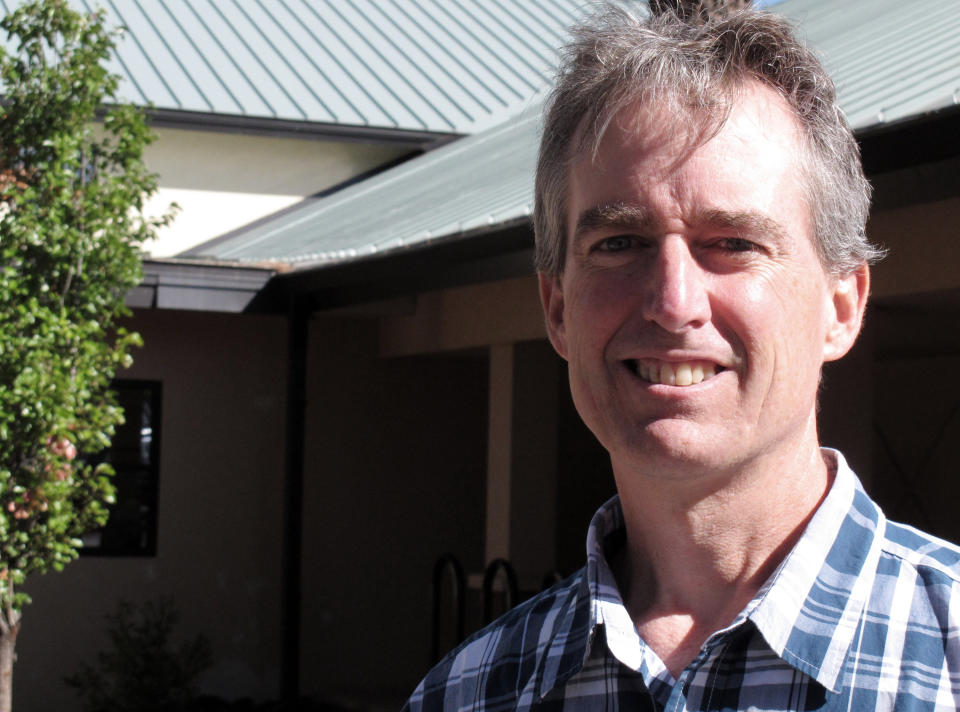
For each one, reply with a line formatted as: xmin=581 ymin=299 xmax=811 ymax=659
xmin=484 ymin=341 xmax=560 ymax=589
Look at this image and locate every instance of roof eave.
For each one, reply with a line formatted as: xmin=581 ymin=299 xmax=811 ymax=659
xmin=143 ymin=107 xmax=462 ymax=150
xmin=130 ymin=259 xmax=278 ymax=313
xmin=857 ymin=103 xmax=960 ymax=175
xmin=273 ymin=218 xmax=536 ymax=313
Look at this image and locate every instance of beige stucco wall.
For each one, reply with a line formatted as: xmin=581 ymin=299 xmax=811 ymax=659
xmin=867 ymin=310 xmax=960 ymax=545
xmin=18 ymin=309 xmax=288 ymax=710
xmin=299 ymin=316 xmax=489 ymax=707
xmin=379 ymin=276 xmax=547 ymax=357
xmin=142 ymin=127 xmax=408 ymax=258
xmin=12 ymin=306 xmax=494 ymax=711
xmin=868 ymin=197 xmax=960 ymax=298
xmin=815 ymin=194 xmax=960 ymax=537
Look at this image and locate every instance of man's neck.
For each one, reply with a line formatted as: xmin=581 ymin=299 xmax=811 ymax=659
xmin=610 ymin=442 xmax=834 ymax=678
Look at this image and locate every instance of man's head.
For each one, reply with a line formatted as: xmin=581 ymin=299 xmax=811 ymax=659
xmin=535 ymin=5 xmax=879 ymax=480
xmin=534 ymin=4 xmax=883 ymax=278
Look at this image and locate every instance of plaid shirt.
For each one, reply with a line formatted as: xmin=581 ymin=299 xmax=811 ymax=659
xmin=404 ymin=450 xmax=960 ymax=711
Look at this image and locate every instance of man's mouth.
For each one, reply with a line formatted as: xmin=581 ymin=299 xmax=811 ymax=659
xmin=624 ymin=359 xmax=723 ymax=386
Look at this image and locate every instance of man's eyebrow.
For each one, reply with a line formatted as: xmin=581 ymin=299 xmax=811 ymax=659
xmin=573 ymin=203 xmax=655 ymax=241
xmin=572 ymin=204 xmax=790 ymax=247
xmin=697 ymin=209 xmax=787 ymax=242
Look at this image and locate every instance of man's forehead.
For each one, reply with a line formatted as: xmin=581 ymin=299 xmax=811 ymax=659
xmin=563 ymin=83 xmax=815 ymax=260
xmin=568 ymin=80 xmax=803 ymax=173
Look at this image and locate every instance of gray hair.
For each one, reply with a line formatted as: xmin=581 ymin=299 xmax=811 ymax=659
xmin=534 ymin=4 xmax=884 ymax=276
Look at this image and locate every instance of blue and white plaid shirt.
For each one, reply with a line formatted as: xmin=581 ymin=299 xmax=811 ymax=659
xmin=404 ymin=450 xmax=960 ymax=711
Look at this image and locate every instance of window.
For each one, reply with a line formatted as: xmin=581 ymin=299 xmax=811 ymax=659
xmin=82 ymin=380 xmax=161 ymax=557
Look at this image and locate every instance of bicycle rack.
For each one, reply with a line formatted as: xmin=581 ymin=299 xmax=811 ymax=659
xmin=482 ymin=558 xmax=519 ymax=625
xmin=431 ymin=553 xmax=466 ymax=664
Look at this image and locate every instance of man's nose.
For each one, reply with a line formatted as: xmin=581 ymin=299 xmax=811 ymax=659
xmin=640 ymin=237 xmax=711 ymax=332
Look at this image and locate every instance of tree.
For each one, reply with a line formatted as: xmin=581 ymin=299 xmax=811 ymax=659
xmin=0 ymin=1 xmax=170 ymax=709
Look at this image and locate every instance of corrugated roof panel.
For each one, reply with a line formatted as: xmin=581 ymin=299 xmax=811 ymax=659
xmin=775 ymin=0 xmax=960 ymax=129
xmin=156 ymin=1 xmax=281 ymax=116
xmin=348 ymin=4 xmax=480 ymax=126
xmin=227 ymin=2 xmax=330 ymax=117
xmin=192 ymin=0 xmax=960 ymax=268
xmin=269 ymin=8 xmax=349 ymax=122
xmin=0 ymin=0 xmax=590 ymax=133
xmin=94 ymin=1 xmax=174 ymax=108
xmin=410 ymin=2 xmax=534 ymax=101
xmin=193 ymin=3 xmax=310 ymax=118
xmin=388 ymin=3 xmax=515 ymax=114
xmin=274 ymin=1 xmax=398 ymax=126
xmin=146 ymin=1 xmax=244 ymax=112
xmin=313 ymin=1 xmax=440 ymax=129
xmin=442 ymin=2 xmax=552 ymax=89
xmin=107 ymin=0 xmax=217 ymax=112
xmin=208 ymin=0 xmax=581 ymax=132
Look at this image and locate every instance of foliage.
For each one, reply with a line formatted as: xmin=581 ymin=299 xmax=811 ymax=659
xmin=0 ymin=0 xmax=170 ymax=628
xmin=65 ymin=598 xmax=212 ymax=712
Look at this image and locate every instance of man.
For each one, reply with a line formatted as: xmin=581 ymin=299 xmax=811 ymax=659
xmin=405 ymin=4 xmax=960 ymax=711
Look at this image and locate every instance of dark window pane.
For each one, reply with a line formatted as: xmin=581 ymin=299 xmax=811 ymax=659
xmin=82 ymin=380 xmax=161 ymax=557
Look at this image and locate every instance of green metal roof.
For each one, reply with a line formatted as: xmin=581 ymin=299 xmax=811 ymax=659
xmin=774 ymin=0 xmax=960 ymax=128
xmin=186 ymin=99 xmax=542 ymax=265
xmin=0 ymin=0 xmax=591 ymax=135
xmin=186 ymin=0 xmax=960 ymax=268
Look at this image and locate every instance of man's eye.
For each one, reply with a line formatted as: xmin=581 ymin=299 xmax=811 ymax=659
xmin=596 ymin=235 xmax=636 ymax=252
xmin=718 ymin=237 xmax=759 ymax=253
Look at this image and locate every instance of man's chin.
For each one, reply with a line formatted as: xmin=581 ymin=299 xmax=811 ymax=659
xmin=609 ymin=420 xmax=737 ymax=478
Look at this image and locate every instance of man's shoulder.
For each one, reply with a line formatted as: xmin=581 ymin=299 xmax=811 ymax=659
xmin=880 ymin=518 xmax=960 ymax=582
xmin=403 ymin=568 xmax=592 ymax=712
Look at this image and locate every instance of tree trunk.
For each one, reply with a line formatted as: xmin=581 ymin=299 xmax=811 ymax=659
xmin=0 ymin=619 xmax=19 ymax=712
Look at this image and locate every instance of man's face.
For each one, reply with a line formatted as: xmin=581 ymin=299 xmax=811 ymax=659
xmin=540 ymin=83 xmax=867 ymax=482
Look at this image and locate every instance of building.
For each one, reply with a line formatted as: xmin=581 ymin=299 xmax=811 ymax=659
xmin=9 ymin=0 xmax=960 ymax=709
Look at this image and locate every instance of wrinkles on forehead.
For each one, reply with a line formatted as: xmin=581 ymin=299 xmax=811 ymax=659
xmin=561 ymin=96 xmax=735 ymax=258
xmin=553 ymin=81 xmax=821 ymax=275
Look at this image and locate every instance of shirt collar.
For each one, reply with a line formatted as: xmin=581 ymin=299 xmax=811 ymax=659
xmin=536 ymin=449 xmax=887 ymax=698
xmin=584 ymin=497 xmax=663 ymax=675
xmin=530 ymin=495 xmax=628 ymax=701
xmin=748 ymin=449 xmax=886 ymax=693
xmin=529 ymin=560 xmax=595 ymax=701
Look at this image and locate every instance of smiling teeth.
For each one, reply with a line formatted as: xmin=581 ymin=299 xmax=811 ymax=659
xmin=635 ymin=360 xmax=717 ymax=386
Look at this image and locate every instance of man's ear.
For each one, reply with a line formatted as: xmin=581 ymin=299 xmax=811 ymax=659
xmin=823 ymin=263 xmax=870 ymax=362
xmin=539 ymin=272 xmax=569 ymax=360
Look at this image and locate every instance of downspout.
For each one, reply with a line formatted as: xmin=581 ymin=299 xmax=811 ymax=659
xmin=281 ymin=296 xmax=308 ymax=704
